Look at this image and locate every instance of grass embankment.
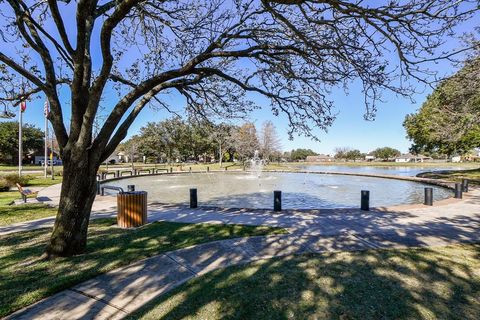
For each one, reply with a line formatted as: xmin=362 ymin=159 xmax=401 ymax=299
xmin=132 ymin=243 xmax=480 ymax=320
xmin=417 ymin=168 xmax=480 ymax=186
xmin=0 ymin=165 xmax=49 ymax=172
xmin=0 ymin=218 xmax=285 ymax=317
xmin=0 ymin=191 xmax=57 ymax=226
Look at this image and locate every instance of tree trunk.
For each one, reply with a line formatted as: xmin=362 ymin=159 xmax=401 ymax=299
xmin=46 ymin=155 xmax=99 ymax=257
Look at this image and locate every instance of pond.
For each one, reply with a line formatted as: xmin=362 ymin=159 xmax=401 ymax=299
xmin=298 ymin=164 xmax=461 ymax=177
xmin=106 ymin=171 xmax=452 ymax=209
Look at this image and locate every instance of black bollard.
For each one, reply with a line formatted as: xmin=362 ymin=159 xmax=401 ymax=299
xmin=462 ymin=179 xmax=469 ymax=192
xmin=96 ymin=181 xmax=101 ymax=195
xmin=169 ymin=167 xmax=173 ymax=173
xmin=225 ymin=166 xmax=228 ymax=171
xmin=424 ymin=187 xmax=433 ymax=206
xmin=207 ymin=166 xmax=209 ymax=172
xmin=189 ymin=167 xmax=192 ymax=172
xmin=190 ymin=188 xmax=198 ymax=208
xmin=273 ymin=190 xmax=282 ymax=212
xmin=361 ymin=190 xmax=370 ymax=211
xmin=116 ymin=170 xmax=120 ymax=178
xmin=127 ymin=185 xmax=135 ymax=192
xmin=455 ymin=183 xmax=463 ymax=199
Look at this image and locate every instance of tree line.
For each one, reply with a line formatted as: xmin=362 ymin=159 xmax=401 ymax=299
xmin=118 ymin=119 xmax=282 ymax=165
xmin=334 ymin=147 xmax=401 ymax=161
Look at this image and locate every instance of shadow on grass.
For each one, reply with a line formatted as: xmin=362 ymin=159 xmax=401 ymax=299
xmin=0 ymin=218 xmax=283 ymax=317
xmin=130 ymin=244 xmax=480 ymax=320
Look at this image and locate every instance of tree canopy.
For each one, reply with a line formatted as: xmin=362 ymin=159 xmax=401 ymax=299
xmin=404 ymin=57 xmax=480 ymax=156
xmin=372 ymin=147 xmax=401 ymax=160
xmin=0 ymin=122 xmax=43 ymax=164
xmin=290 ymin=148 xmax=318 ymax=161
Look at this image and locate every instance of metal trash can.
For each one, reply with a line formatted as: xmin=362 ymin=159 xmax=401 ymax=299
xmin=117 ymin=191 xmax=147 ymax=228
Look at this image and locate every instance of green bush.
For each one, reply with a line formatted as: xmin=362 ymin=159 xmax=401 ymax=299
xmin=3 ymin=174 xmax=32 ymax=187
xmin=0 ymin=178 xmax=9 ymax=191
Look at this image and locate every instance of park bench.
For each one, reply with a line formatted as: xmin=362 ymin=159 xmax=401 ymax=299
xmin=16 ymin=183 xmax=39 ymax=203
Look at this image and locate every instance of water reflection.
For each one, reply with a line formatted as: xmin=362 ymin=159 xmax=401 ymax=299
xmin=108 ymin=172 xmax=452 ymax=209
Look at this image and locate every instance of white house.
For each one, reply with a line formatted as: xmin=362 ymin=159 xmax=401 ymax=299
xmin=395 ymin=153 xmax=432 ymax=163
xmin=305 ymin=154 xmax=335 ymax=162
xmin=451 ymin=155 xmax=462 ymax=163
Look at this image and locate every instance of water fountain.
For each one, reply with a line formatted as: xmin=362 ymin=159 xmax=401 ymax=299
xmin=247 ymin=150 xmax=266 ymax=178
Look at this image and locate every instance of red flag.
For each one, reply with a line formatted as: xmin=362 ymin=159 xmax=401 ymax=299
xmin=20 ymin=101 xmax=26 ymax=113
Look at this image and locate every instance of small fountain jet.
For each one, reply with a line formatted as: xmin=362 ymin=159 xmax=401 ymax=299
xmin=248 ymin=150 xmax=266 ymax=178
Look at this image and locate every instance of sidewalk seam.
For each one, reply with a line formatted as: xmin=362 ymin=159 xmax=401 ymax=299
xmin=68 ymin=288 xmax=129 ymax=315
xmin=164 ymin=253 xmax=199 ymax=276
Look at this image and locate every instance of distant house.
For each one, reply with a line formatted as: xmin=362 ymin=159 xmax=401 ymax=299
xmin=306 ymin=154 xmax=335 ymax=162
xmin=105 ymin=151 xmax=128 ymax=164
xmin=395 ymin=153 xmax=432 ymax=163
xmin=364 ymin=155 xmax=376 ymax=162
xmin=450 ymin=155 xmax=462 ymax=163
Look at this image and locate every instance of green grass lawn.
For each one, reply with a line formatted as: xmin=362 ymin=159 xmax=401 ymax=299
xmin=0 ymin=165 xmax=47 ymax=171
xmin=25 ymin=176 xmax=63 ymax=186
xmin=0 ymin=218 xmax=285 ymax=317
xmin=131 ymin=243 xmax=480 ymax=320
xmin=0 ymin=191 xmax=57 ymax=226
xmin=417 ymin=168 xmax=480 ymax=185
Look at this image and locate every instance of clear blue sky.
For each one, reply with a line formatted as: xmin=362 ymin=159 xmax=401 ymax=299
xmin=1 ymin=5 xmax=477 ymax=156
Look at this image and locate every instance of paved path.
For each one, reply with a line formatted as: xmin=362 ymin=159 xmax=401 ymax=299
xmin=5 ymin=188 xmax=480 ymax=319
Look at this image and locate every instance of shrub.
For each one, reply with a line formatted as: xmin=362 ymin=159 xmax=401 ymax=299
xmin=3 ymin=174 xmax=32 ymax=187
xmin=0 ymin=178 xmax=9 ymax=192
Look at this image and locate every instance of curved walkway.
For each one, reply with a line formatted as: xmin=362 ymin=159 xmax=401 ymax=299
xmin=6 ymin=189 xmax=480 ymax=319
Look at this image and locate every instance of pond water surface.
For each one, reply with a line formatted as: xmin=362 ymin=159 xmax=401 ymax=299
xmin=107 ymin=171 xmax=452 ymax=209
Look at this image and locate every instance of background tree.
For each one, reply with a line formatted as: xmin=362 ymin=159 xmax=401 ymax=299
xmin=404 ymin=57 xmax=480 ymax=156
xmin=0 ymin=122 xmax=43 ymax=164
xmin=372 ymin=147 xmax=401 ymax=161
xmin=345 ymin=149 xmax=362 ymax=161
xmin=259 ymin=121 xmax=282 ymax=161
xmin=0 ymin=0 xmax=476 ymax=256
xmin=231 ymin=123 xmax=259 ymax=161
xmin=291 ymin=148 xmax=318 ymax=161
xmin=209 ymin=123 xmax=236 ymax=167
xmin=135 ymin=123 xmax=166 ymax=163
xmin=334 ymin=147 xmax=351 ymax=160
xmin=118 ymin=135 xmax=142 ymax=167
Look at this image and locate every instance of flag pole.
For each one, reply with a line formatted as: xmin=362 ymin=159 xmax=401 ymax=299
xmin=18 ymin=102 xmax=23 ymax=176
xmin=44 ymin=101 xmax=48 ymax=178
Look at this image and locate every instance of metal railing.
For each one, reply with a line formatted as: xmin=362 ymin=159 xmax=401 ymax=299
xmin=101 ymin=185 xmax=125 ymax=196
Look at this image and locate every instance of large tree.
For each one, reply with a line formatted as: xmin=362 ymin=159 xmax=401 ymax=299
xmin=0 ymin=0 xmax=477 ymax=257
xmin=404 ymin=57 xmax=480 ymax=156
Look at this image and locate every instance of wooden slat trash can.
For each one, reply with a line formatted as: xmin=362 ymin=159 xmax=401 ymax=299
xmin=117 ymin=191 xmax=147 ymax=228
